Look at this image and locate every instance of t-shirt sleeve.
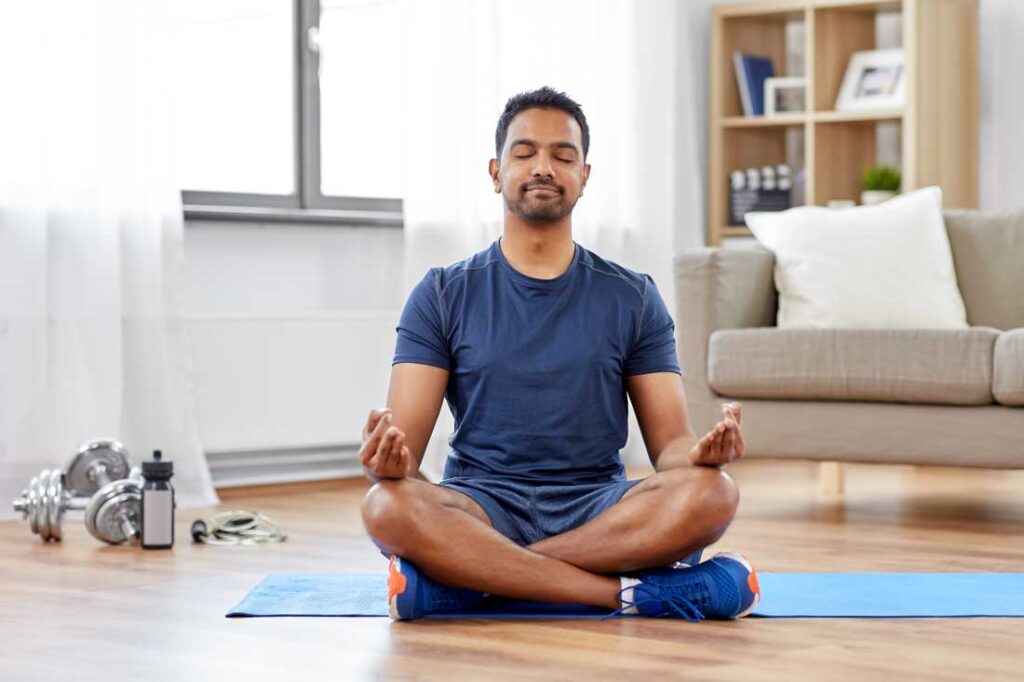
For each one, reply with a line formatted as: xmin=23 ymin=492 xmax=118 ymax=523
xmin=623 ymin=275 xmax=682 ymax=376
xmin=392 ymin=268 xmax=451 ymax=370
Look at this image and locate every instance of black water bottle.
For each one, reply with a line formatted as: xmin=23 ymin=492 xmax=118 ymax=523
xmin=141 ymin=450 xmax=175 ymax=549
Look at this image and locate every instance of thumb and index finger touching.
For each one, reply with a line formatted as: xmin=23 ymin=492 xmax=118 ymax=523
xmin=723 ymin=401 xmax=743 ymax=426
xmin=363 ymin=407 xmax=394 ymax=442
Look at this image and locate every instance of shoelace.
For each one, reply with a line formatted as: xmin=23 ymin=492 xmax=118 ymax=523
xmin=602 ymin=583 xmax=707 ymax=622
xmin=602 ymin=569 xmax=721 ymax=622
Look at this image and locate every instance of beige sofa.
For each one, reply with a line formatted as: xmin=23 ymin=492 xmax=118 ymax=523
xmin=673 ymin=209 xmax=1024 ymax=470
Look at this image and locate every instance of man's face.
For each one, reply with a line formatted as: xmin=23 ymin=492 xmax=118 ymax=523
xmin=490 ymin=107 xmax=590 ymax=224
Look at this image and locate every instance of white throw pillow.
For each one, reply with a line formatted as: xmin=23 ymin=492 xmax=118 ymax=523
xmin=745 ymin=186 xmax=968 ymax=329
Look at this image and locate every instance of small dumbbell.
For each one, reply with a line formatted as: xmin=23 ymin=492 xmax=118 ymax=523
xmin=65 ymin=439 xmax=132 ymax=497
xmin=11 ymin=469 xmax=89 ymax=542
xmin=12 ymin=465 xmax=143 ymax=544
xmin=84 ymin=467 xmax=143 ymax=545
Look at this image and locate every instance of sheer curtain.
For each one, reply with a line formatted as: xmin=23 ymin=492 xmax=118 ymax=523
xmin=979 ymin=0 xmax=1024 ymax=210
xmin=0 ymin=1 xmax=218 ymax=519
xmin=400 ymin=0 xmax=709 ymax=479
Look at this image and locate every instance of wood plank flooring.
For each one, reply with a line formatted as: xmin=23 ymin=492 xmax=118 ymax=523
xmin=2 ymin=459 xmax=1022 ymax=681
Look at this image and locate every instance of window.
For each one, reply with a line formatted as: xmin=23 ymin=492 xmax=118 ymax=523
xmin=173 ymin=0 xmax=403 ymax=226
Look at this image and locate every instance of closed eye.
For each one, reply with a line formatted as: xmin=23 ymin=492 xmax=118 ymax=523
xmin=515 ymin=154 xmax=573 ymax=163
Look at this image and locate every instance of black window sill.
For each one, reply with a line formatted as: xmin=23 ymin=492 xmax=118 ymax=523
xmin=183 ymin=205 xmax=403 ymax=228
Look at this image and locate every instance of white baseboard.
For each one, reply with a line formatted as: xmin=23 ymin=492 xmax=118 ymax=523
xmin=206 ymin=443 xmax=364 ymax=488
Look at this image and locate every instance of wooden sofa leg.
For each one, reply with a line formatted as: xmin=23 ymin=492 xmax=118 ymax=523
xmin=819 ymin=461 xmax=845 ymax=500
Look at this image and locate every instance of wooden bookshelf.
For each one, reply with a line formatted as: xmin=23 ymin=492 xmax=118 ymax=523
xmin=707 ymin=0 xmax=978 ymax=245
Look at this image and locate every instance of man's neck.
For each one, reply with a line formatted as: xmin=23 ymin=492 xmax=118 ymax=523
xmin=499 ymin=217 xmax=575 ymax=280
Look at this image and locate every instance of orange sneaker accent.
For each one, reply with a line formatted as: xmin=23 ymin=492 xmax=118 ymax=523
xmin=388 ymin=555 xmax=407 ymax=602
xmin=747 ymin=569 xmax=760 ymax=595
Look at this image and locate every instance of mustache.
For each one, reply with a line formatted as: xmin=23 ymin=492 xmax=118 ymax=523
xmin=524 ymin=181 xmax=561 ymax=191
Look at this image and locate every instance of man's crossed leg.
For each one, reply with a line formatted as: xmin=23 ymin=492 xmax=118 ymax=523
xmin=360 ymin=466 xmax=740 ymax=613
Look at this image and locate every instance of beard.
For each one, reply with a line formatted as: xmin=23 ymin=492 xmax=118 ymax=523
xmin=504 ymin=185 xmax=579 ymax=223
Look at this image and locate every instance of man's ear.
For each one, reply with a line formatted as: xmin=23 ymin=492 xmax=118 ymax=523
xmin=581 ymin=162 xmax=591 ymax=195
xmin=488 ymin=158 xmax=500 ymax=193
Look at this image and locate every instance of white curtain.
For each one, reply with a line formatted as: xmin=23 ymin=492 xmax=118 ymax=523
xmin=400 ymin=0 xmax=711 ymax=479
xmin=0 ymin=1 xmax=218 ymax=519
xmin=979 ymin=0 xmax=1024 ymax=211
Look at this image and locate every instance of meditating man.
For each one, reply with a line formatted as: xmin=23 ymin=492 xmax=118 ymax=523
xmin=359 ymin=86 xmax=759 ymax=621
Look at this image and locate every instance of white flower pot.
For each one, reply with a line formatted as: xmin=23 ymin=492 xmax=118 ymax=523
xmin=860 ymin=190 xmax=899 ymax=206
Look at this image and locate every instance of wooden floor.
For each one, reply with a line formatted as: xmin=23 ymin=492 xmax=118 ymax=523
xmin=2 ymin=458 xmax=1023 ymax=681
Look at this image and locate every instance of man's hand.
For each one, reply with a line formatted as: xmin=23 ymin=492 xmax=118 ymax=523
xmin=360 ymin=407 xmax=411 ymax=481
xmin=688 ymin=402 xmax=745 ymax=467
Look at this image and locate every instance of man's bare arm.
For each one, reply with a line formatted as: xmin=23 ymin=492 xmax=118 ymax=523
xmin=359 ymin=363 xmax=448 ymax=482
xmin=626 ymin=373 xmax=745 ymax=471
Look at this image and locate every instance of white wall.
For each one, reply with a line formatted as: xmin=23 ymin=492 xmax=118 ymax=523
xmin=185 ymin=221 xmax=404 ymax=315
xmin=184 ymin=222 xmax=406 ymax=484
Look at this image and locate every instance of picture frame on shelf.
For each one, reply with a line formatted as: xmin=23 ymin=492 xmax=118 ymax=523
xmin=764 ymin=77 xmax=807 ymax=117
xmin=835 ymin=48 xmax=906 ymax=111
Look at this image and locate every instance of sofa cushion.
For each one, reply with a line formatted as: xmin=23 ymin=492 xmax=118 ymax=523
xmin=944 ymin=209 xmax=1024 ymax=330
xmin=707 ymin=327 xmax=999 ymax=406
xmin=993 ymin=329 xmax=1024 ymax=406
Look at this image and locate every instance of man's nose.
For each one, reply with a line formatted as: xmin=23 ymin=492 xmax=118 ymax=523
xmin=531 ymin=153 xmax=555 ymax=178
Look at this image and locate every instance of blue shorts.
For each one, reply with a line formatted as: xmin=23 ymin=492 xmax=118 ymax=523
xmin=435 ymin=455 xmax=708 ymax=568
xmin=437 ymin=472 xmax=706 ymax=567
xmin=439 ymin=474 xmax=642 ymax=546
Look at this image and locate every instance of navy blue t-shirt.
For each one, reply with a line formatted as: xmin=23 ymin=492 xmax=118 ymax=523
xmin=392 ymin=237 xmax=681 ymax=483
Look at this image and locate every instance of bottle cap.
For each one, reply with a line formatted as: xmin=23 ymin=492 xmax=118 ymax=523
xmin=142 ymin=450 xmax=174 ymax=480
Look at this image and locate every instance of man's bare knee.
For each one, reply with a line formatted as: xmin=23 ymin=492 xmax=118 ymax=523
xmin=691 ymin=468 xmax=739 ymax=534
xmin=360 ymin=478 xmax=422 ymax=555
xmin=653 ymin=467 xmax=739 ymax=548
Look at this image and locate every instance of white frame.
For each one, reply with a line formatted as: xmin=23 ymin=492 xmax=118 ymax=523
xmin=834 ymin=48 xmax=906 ymax=112
xmin=764 ymin=77 xmax=807 ymax=117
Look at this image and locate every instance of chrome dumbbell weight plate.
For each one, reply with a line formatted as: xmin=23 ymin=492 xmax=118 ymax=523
xmin=11 ymin=469 xmax=88 ymax=542
xmin=85 ymin=477 xmax=141 ymax=545
xmin=65 ymin=438 xmax=131 ymax=498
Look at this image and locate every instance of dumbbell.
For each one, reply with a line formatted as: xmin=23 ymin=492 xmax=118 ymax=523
xmin=70 ymin=439 xmax=144 ymax=544
xmin=12 ymin=466 xmax=144 ymax=544
xmin=11 ymin=469 xmax=88 ymax=541
xmin=11 ymin=438 xmax=138 ymax=544
xmin=65 ymin=439 xmax=132 ymax=497
xmin=84 ymin=468 xmax=143 ymax=545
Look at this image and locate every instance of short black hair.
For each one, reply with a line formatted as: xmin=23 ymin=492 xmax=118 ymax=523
xmin=495 ymin=86 xmax=590 ymax=161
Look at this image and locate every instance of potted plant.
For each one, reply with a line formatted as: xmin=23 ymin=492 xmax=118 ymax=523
xmin=860 ymin=165 xmax=901 ymax=205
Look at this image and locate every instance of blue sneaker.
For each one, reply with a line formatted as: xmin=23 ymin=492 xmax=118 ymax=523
xmin=387 ymin=554 xmax=485 ymax=620
xmin=606 ymin=552 xmax=760 ymax=621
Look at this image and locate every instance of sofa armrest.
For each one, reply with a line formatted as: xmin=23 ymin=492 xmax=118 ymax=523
xmin=673 ymin=246 xmax=777 ymax=427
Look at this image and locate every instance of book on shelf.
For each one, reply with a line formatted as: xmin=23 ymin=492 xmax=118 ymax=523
xmin=732 ymin=52 xmax=775 ymax=117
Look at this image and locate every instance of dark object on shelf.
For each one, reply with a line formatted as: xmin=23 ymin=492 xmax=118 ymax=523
xmin=729 ymin=187 xmax=791 ymax=226
xmin=733 ymin=52 xmax=775 ymax=117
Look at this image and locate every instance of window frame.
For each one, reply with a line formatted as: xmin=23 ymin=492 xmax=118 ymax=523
xmin=181 ymin=0 xmax=403 ymax=227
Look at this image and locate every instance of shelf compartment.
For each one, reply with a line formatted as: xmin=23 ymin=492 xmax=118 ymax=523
xmin=719 ymin=126 xmax=806 ymax=231
xmin=812 ymin=118 xmax=902 ymax=204
xmin=716 ymin=10 xmax=807 ymax=119
xmin=812 ymin=1 xmax=904 ymax=113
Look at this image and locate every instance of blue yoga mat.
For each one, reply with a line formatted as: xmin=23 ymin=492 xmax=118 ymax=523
xmin=226 ymin=572 xmax=1024 ymax=619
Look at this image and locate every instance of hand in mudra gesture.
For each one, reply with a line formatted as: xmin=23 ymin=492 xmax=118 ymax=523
xmin=688 ymin=402 xmax=745 ymax=466
xmin=360 ymin=408 xmax=411 ymax=480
